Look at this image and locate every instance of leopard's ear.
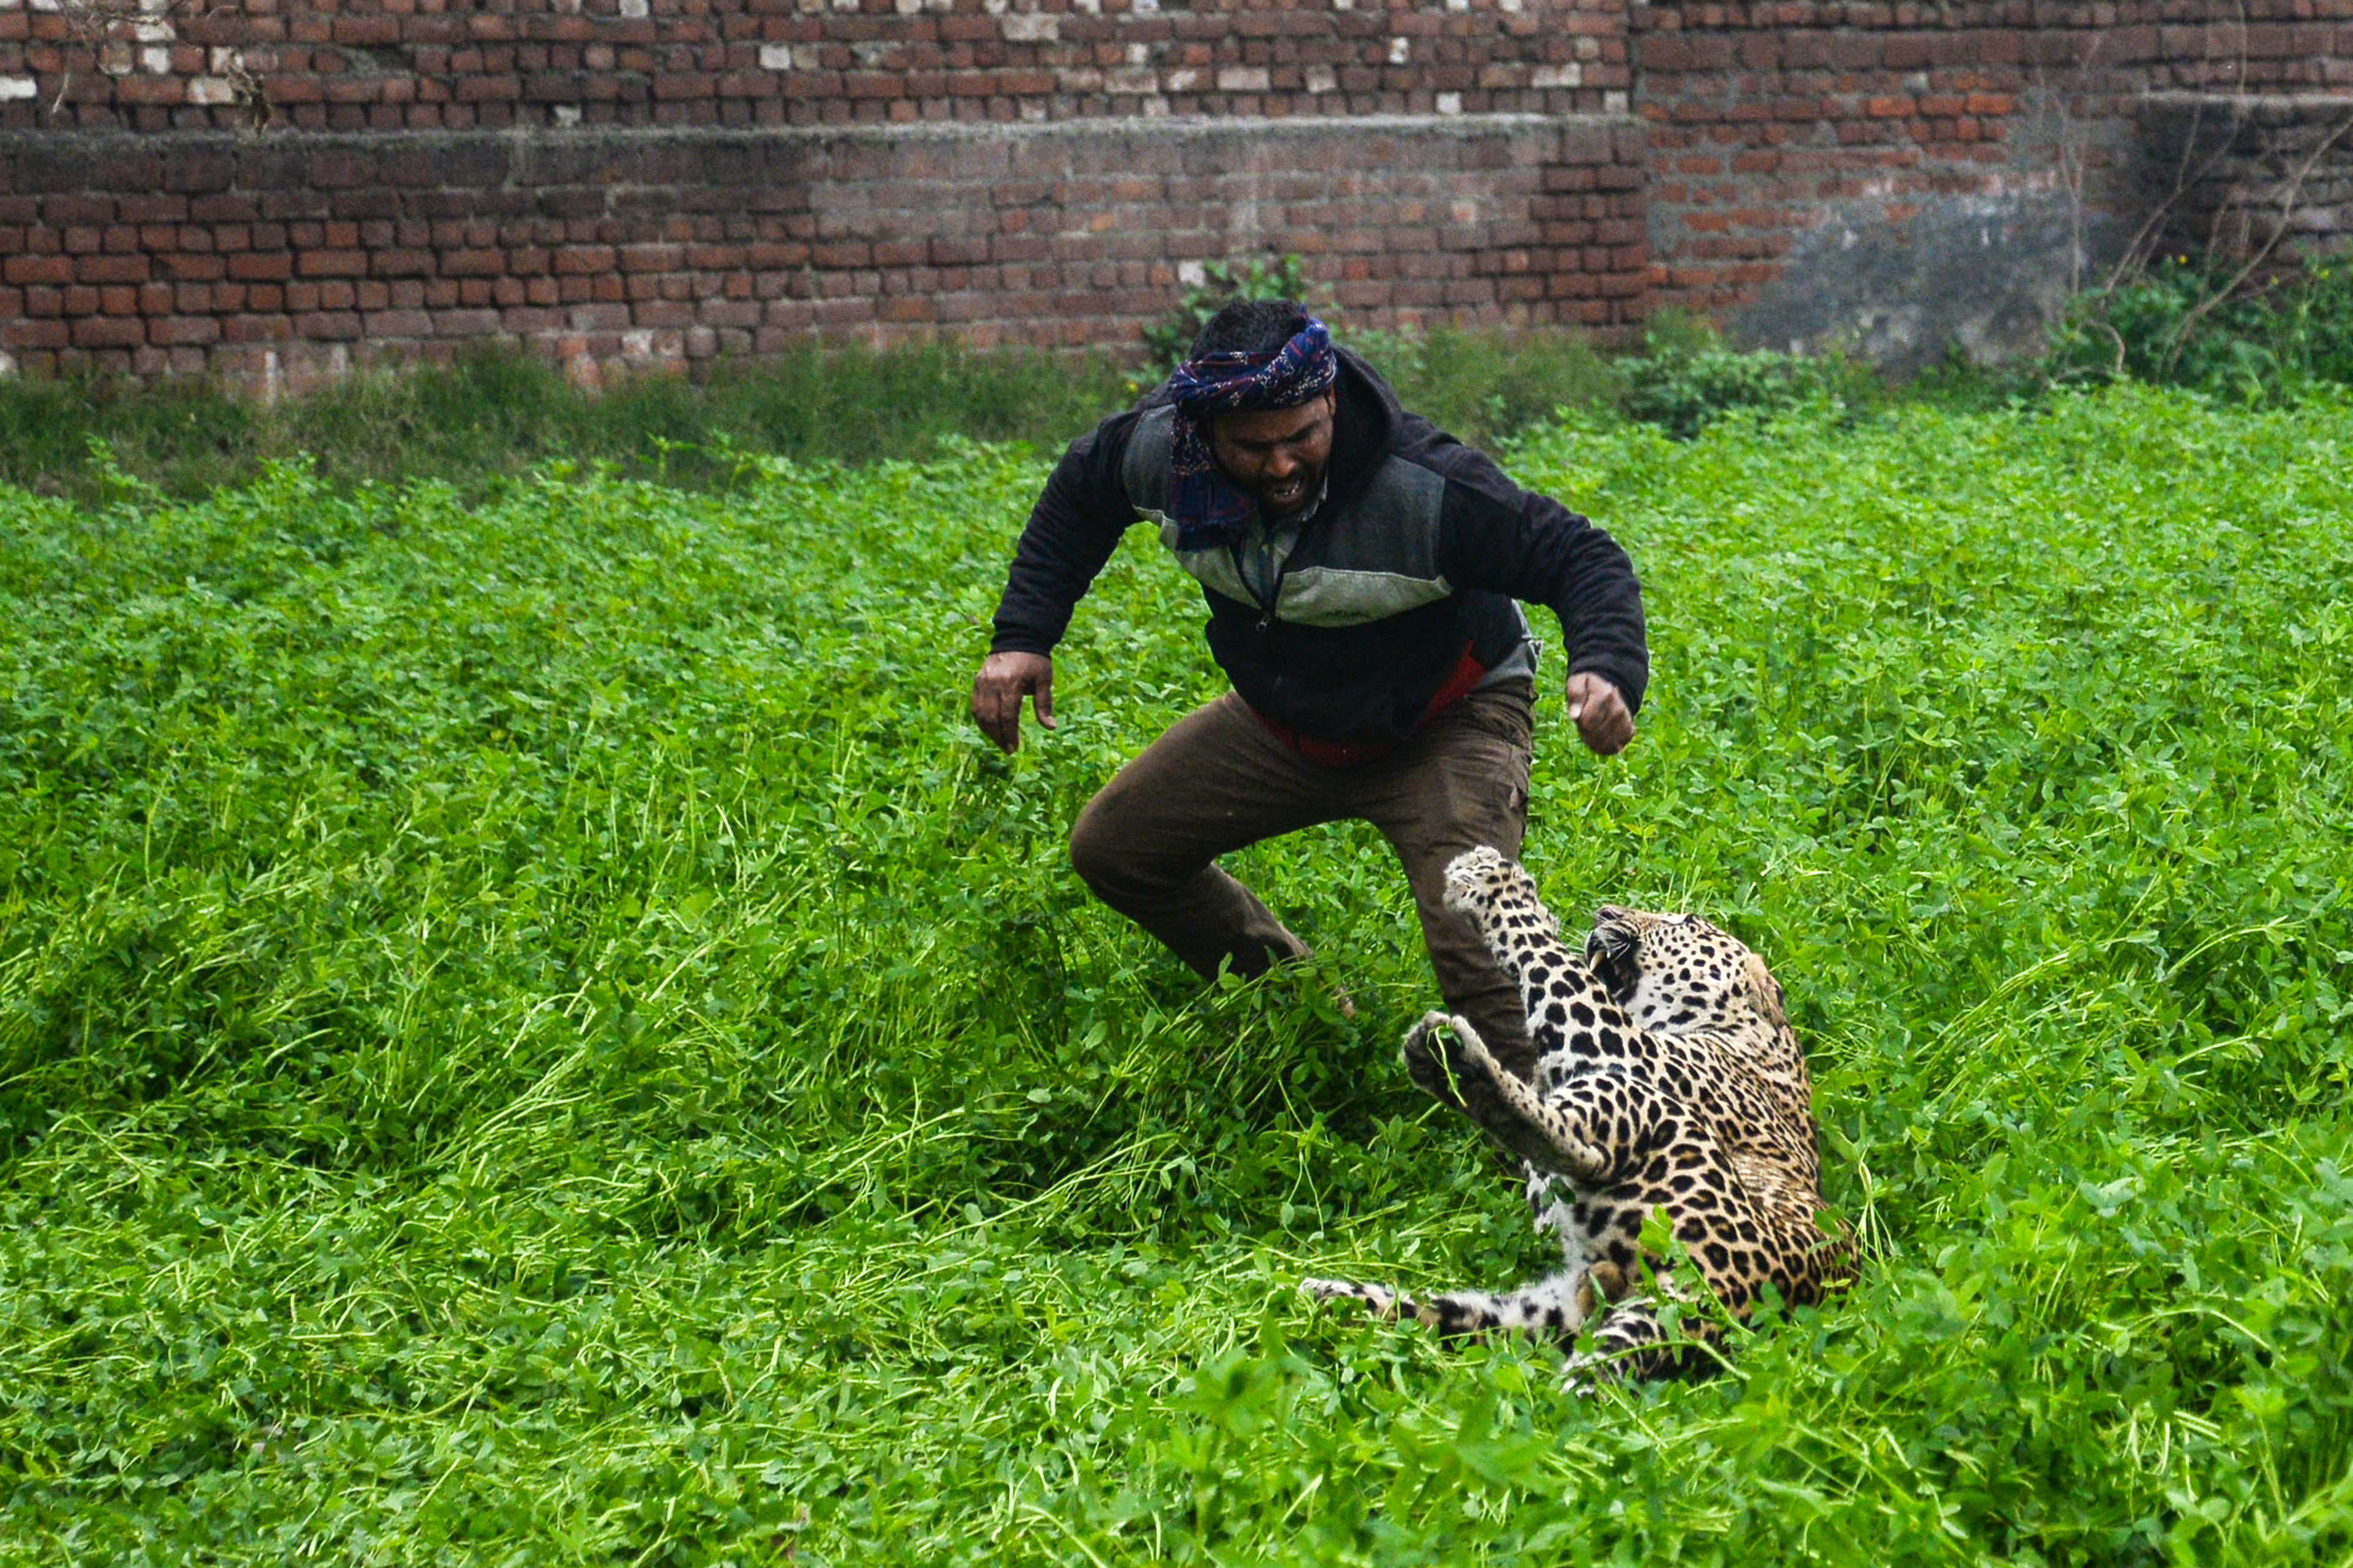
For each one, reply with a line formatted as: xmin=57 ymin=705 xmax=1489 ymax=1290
xmin=1741 ymin=952 xmax=1788 ymax=1029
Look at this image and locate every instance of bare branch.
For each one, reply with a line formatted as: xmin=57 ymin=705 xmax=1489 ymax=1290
xmin=2157 ymin=110 xmax=2353 ymax=378
xmin=2102 ymin=5 xmax=2257 ymax=294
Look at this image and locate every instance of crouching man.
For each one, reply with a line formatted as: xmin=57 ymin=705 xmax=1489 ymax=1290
xmin=971 ymin=300 xmax=1647 ymax=1079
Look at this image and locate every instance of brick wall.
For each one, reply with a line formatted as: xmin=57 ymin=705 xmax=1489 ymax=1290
xmin=0 ymin=115 xmax=1647 ymax=387
xmin=1632 ymin=1 xmax=2353 ymax=362
xmin=4 ymin=0 xmax=2351 ymax=386
xmin=0 ymin=0 xmax=1630 ymax=132
xmin=2142 ymin=92 xmax=2353 ymax=266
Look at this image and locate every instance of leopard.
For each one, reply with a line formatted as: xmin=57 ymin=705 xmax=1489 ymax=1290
xmin=1304 ymin=845 xmax=1852 ymax=1380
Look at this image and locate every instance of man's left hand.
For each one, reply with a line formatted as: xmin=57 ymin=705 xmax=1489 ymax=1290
xmin=1564 ymin=672 xmax=1635 ymax=756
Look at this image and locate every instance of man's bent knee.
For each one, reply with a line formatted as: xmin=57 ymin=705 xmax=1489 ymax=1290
xmin=1068 ymin=791 xmax=1185 ymax=902
xmin=1067 ymin=797 xmax=1123 ymax=895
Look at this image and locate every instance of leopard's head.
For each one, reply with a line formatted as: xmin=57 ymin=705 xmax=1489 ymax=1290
xmin=1585 ymin=905 xmax=1787 ymax=1037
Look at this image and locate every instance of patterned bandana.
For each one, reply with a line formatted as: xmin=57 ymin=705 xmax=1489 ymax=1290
xmin=1164 ymin=315 xmax=1338 ymax=548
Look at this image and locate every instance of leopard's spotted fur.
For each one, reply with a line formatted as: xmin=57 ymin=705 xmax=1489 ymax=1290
xmin=1305 ymin=846 xmax=1852 ymax=1380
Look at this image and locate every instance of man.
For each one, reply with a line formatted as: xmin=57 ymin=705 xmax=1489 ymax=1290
xmin=971 ymin=299 xmax=1647 ymax=1081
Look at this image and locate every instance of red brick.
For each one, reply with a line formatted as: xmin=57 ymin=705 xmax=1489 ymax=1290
xmin=71 ymin=315 xmax=146 ymax=349
xmin=441 ymin=248 xmax=506 ymax=276
xmin=9 ymin=14 xmax=2257 ymax=374
xmin=228 ymin=252 xmax=294 ymax=282
xmin=554 ymin=244 xmax=618 ymax=275
xmin=371 ymin=249 xmax=435 ymax=276
xmin=4 ymin=255 xmax=75 ymax=286
xmin=149 ymin=315 xmax=222 ymax=346
xmin=78 ymin=255 xmax=152 ymax=286
xmin=4 ymin=319 xmax=71 ymax=352
xmin=366 ymin=309 xmax=435 ymax=337
xmin=294 ymin=311 xmax=364 ymax=341
xmin=300 ymin=249 xmax=370 ymax=277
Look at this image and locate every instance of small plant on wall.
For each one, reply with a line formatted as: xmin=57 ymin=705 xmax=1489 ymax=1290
xmin=1143 ymin=254 xmax=1323 ymax=372
xmin=44 ymin=0 xmax=267 ymax=130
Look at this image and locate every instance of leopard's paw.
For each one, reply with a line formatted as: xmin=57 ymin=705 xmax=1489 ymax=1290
xmin=1444 ymin=1013 xmax=1506 ymax=1077
xmin=1561 ymin=1347 xmax=1623 ymax=1394
xmin=1402 ymin=1010 xmax=1497 ymax=1107
xmin=1399 ymin=1010 xmax=1456 ymax=1103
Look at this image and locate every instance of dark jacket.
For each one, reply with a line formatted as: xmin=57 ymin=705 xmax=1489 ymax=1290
xmin=989 ymin=348 xmax=1648 ymax=751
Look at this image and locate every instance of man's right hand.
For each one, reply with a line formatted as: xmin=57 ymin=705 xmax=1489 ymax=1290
xmin=971 ymin=650 xmax=1055 ymax=754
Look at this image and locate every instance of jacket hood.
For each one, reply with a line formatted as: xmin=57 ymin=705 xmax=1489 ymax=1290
xmin=1324 ymin=345 xmax=1402 ymax=512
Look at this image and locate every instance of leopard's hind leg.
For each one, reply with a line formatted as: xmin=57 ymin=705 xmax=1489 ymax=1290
xmin=1303 ymin=1267 xmax=1598 ymax=1345
xmin=1565 ymin=1292 xmax=1731 ymax=1384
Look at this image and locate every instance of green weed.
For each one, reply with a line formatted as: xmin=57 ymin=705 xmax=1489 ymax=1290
xmin=0 ymin=390 xmax=2348 ymax=1563
xmin=1140 ymin=254 xmax=1322 ymax=372
xmin=1348 ymin=327 xmax=1624 ymax=451
xmin=2041 ymin=252 xmax=2353 ymax=405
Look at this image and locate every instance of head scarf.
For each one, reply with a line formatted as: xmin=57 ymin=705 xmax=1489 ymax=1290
xmin=1164 ymin=313 xmax=1338 ymax=547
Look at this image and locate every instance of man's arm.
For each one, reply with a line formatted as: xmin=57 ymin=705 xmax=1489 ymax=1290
xmin=1428 ymin=445 xmax=1648 ymax=756
xmin=974 ymin=415 xmax=1141 ymax=753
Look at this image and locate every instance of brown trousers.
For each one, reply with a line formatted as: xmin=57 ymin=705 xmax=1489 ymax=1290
xmin=1067 ymin=679 xmax=1539 ymax=1080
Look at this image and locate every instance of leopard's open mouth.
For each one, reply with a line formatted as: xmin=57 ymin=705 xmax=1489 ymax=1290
xmin=1585 ymin=907 xmax=1641 ymax=1000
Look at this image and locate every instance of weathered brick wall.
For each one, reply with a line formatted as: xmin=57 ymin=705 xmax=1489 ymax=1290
xmin=0 ymin=115 xmax=1647 ymax=386
xmin=5 ymin=0 xmax=2351 ymax=386
xmin=2142 ymin=92 xmax=2353 ymax=265
xmin=0 ymin=0 xmax=1630 ymax=132
xmin=1632 ymin=1 xmax=2353 ymax=363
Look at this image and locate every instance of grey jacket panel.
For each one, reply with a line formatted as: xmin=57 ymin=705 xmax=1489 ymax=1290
xmin=1126 ymin=412 xmax=1468 ymax=630
xmin=1278 ymin=565 xmax=1454 ymax=626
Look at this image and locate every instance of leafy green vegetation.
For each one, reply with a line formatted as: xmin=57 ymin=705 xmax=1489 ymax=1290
xmin=2005 ymin=252 xmax=2353 ymax=406
xmin=1139 ymin=257 xmax=1817 ymax=444
xmin=13 ymin=240 xmax=2353 ymax=515
xmin=1356 ymin=325 xmax=1628 ymax=446
xmin=1141 ymin=253 xmax=1321 ymax=371
xmin=2 ymin=387 xmax=2350 ymax=1563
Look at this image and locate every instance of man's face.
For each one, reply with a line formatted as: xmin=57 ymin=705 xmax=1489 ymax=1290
xmin=1207 ymin=391 xmax=1336 ymax=520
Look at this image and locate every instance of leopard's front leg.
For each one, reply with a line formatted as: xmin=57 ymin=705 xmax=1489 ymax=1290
xmin=1401 ymin=1012 xmax=1611 ymax=1183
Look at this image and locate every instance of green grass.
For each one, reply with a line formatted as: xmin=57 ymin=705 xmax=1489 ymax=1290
xmin=2 ymin=386 xmax=2350 ymax=1563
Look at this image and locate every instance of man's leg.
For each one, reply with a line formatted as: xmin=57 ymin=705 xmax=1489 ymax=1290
xmin=1068 ymin=692 xmax=1335 ymax=980
xmin=1357 ymin=681 xmax=1541 ymax=1081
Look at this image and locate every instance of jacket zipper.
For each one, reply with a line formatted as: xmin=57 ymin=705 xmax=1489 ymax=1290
xmin=1257 ymin=558 xmax=1289 ymax=632
xmin=1250 ymin=533 xmax=1297 ymax=633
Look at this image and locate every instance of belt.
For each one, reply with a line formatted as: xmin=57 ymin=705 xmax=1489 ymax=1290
xmin=1248 ymin=642 xmax=1489 ymax=767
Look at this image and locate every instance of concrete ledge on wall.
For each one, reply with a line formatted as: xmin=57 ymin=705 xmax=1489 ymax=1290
xmin=0 ymin=115 xmax=1648 ymax=392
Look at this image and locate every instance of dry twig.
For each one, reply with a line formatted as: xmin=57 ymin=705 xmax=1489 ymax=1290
xmin=2158 ymin=111 xmax=2353 ymax=378
xmin=46 ymin=0 xmax=209 ymax=122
